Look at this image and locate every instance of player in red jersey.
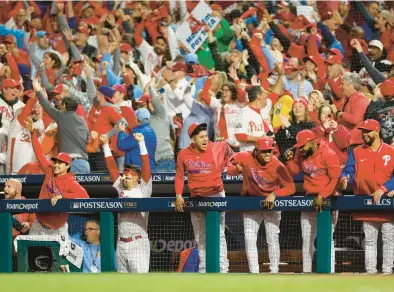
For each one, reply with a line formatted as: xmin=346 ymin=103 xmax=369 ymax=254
xmin=25 ymin=117 xmax=89 ymax=238
xmin=284 ymin=130 xmax=341 ymax=273
xmin=340 ymin=119 xmax=394 ymax=274
xmin=175 ymin=123 xmax=235 ymax=273
xmin=227 ymin=137 xmax=295 ymax=273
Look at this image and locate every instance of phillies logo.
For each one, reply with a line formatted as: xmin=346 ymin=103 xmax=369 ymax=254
xmin=383 ymin=155 xmax=391 ymax=166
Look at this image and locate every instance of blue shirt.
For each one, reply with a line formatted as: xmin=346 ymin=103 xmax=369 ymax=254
xmin=284 ymin=76 xmax=313 ymax=100
xmin=71 ymin=238 xmax=117 ymax=273
xmin=117 ymin=123 xmax=157 ymax=171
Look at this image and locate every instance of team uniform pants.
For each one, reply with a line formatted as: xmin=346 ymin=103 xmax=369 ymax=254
xmin=301 ymin=212 xmax=337 ymax=273
xmin=191 ymin=191 xmax=229 ymax=273
xmin=363 ymin=221 xmax=394 ymax=274
xmin=29 ymin=221 xmax=69 ymax=238
xmin=243 ymin=211 xmax=281 ymax=273
xmin=116 ymin=237 xmax=150 ymax=273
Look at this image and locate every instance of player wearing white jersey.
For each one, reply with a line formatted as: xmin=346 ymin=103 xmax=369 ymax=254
xmin=6 ymin=91 xmax=44 ymax=174
xmin=101 ymin=132 xmax=152 ymax=273
xmin=234 ymin=86 xmax=274 ymax=152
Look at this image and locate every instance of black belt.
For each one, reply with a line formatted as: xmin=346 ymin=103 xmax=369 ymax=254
xmin=72 ymin=157 xmax=86 ymax=161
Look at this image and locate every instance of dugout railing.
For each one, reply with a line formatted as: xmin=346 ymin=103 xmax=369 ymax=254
xmin=0 ymin=195 xmax=392 ymax=273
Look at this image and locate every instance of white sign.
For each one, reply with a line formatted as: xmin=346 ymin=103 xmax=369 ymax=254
xmin=176 ymin=1 xmax=220 ymax=53
xmin=296 ymin=6 xmax=315 ymax=23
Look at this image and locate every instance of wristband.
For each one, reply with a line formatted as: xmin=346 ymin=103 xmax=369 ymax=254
xmin=176 ymin=194 xmax=182 ymax=198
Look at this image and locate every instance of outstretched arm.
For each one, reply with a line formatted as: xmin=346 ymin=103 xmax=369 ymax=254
xmin=101 ymin=135 xmax=120 ymax=183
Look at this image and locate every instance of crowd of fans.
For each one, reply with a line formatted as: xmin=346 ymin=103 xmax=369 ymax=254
xmin=0 ymin=0 xmax=392 ymax=176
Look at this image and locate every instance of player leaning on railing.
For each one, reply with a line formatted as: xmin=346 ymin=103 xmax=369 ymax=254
xmin=339 ymin=119 xmax=394 ymax=275
xmin=284 ymin=130 xmax=341 ymax=273
xmin=227 ymin=137 xmax=295 ymax=274
xmin=100 ymin=130 xmax=151 ymax=273
xmin=24 ymin=116 xmax=89 ymax=238
xmin=175 ymin=122 xmax=235 ymax=273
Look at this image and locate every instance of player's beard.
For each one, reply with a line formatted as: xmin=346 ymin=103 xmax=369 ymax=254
xmin=363 ymin=135 xmax=375 ymax=146
xmin=301 ymin=148 xmax=314 ymax=158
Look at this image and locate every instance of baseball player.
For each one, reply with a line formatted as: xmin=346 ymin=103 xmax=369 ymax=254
xmin=25 ymin=117 xmax=89 ymax=237
xmin=175 ymin=123 xmax=235 ymax=273
xmin=284 ymin=130 xmax=341 ymax=273
xmin=340 ymin=119 xmax=394 ymax=274
xmin=227 ymin=137 xmax=295 ymax=273
xmin=100 ymin=131 xmax=151 ymax=273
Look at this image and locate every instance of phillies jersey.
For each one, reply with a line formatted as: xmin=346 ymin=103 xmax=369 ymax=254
xmin=286 ymin=140 xmax=341 ymax=198
xmin=175 ymin=141 xmax=235 ymax=197
xmin=228 ymin=152 xmax=295 ymax=197
xmin=114 ymin=176 xmax=152 ymax=238
xmin=104 ymin=142 xmax=152 ymax=238
xmin=210 ymin=99 xmax=244 ymax=148
xmin=235 ymin=105 xmax=273 ymax=152
xmin=343 ymin=142 xmax=394 ymax=195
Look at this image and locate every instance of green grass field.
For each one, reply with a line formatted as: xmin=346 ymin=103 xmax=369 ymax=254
xmin=2 ymin=274 xmax=394 ymax=292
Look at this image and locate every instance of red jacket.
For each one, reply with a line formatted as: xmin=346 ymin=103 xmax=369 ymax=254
xmin=286 ymin=140 xmax=341 ymax=198
xmin=337 ymin=91 xmax=369 ymax=145
xmin=32 ymin=131 xmax=89 ymax=230
xmin=175 ymin=141 xmax=234 ymax=197
xmin=312 ymin=125 xmax=351 ymax=167
xmin=228 ymin=152 xmax=295 ymax=197
xmin=343 ymin=142 xmax=394 ymax=222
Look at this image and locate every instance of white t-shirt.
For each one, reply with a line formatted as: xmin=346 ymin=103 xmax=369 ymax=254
xmin=114 ymin=177 xmax=152 ymax=238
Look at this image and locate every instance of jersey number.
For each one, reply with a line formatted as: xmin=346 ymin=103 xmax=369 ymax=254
xmin=20 ymin=133 xmax=31 ymax=143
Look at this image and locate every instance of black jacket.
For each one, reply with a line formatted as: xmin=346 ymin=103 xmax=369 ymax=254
xmin=364 ymin=99 xmax=394 ymax=145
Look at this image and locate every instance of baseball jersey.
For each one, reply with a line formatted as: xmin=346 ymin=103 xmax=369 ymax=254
xmin=228 ymin=152 xmax=295 ymax=197
xmin=286 ymin=140 xmax=341 ymax=198
xmin=104 ymin=142 xmax=152 ymax=238
xmin=235 ymin=105 xmax=274 ymax=152
xmin=210 ymin=98 xmax=244 ymax=148
xmin=87 ymin=104 xmax=123 ymax=136
xmin=175 ymin=141 xmax=235 ymax=197
xmin=6 ymin=95 xmax=43 ymax=174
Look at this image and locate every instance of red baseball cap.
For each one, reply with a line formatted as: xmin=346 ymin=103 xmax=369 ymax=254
xmin=380 ymin=78 xmax=394 ymax=97
xmin=1 ymin=79 xmax=20 ymax=90
xmin=293 ymin=97 xmax=308 ymax=108
xmin=357 ymin=119 xmax=380 ymax=132
xmin=119 ymin=43 xmax=132 ymax=53
xmin=188 ymin=123 xmax=207 ymax=137
xmin=3 ymin=35 xmax=16 ymax=44
xmin=293 ymin=130 xmax=316 ymax=148
xmin=77 ymin=26 xmax=90 ymax=36
xmin=303 ymin=55 xmax=318 ymax=66
xmin=325 ymin=55 xmax=342 ymax=65
xmin=328 ymin=48 xmax=343 ymax=59
xmin=52 ymin=84 xmax=64 ymax=94
xmin=51 ymin=152 xmax=72 ymax=165
xmin=135 ymin=93 xmax=151 ymax=106
xmin=172 ymin=62 xmax=187 ymax=73
xmin=112 ymin=84 xmax=126 ymax=96
xmin=256 ymin=137 xmax=275 ymax=151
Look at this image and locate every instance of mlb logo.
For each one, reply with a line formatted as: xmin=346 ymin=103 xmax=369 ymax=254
xmin=71 ymin=202 xmax=80 ymax=209
xmin=364 ymin=199 xmax=373 ymax=206
xmin=168 ymin=201 xmax=175 ymax=208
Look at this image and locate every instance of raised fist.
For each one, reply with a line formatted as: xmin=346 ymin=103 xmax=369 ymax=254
xmin=134 ymin=133 xmax=144 ymax=142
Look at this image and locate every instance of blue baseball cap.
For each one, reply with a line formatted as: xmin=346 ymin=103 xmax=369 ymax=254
xmin=98 ymin=86 xmax=115 ymax=102
xmin=36 ymin=31 xmax=50 ymax=38
xmin=185 ymin=53 xmax=199 ymax=64
xmin=135 ymin=108 xmax=151 ymax=123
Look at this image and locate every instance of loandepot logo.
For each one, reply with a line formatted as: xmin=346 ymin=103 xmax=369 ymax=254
xmin=197 ymin=201 xmax=228 ymax=207
xmin=6 ymin=203 xmax=39 ymax=210
xmin=150 ymin=239 xmax=197 ymax=253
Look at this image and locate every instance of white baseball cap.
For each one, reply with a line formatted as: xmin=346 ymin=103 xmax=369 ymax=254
xmin=369 ymin=40 xmax=383 ymax=51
